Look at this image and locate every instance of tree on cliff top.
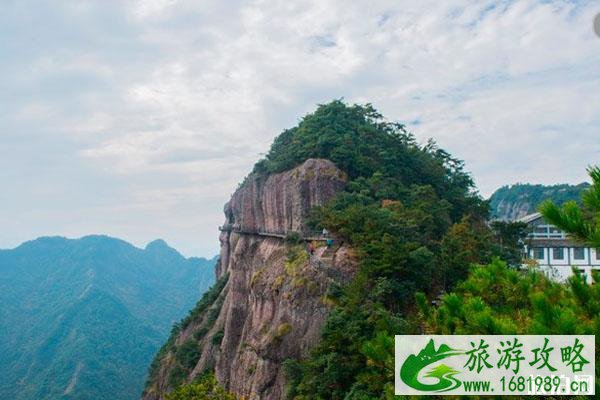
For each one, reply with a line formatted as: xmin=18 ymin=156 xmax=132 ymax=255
xmin=273 ymin=101 xmax=511 ymax=399
xmin=254 ymin=100 xmax=486 ymax=221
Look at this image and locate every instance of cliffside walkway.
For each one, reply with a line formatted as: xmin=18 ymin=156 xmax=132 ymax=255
xmin=218 ymin=224 xmax=331 ymax=242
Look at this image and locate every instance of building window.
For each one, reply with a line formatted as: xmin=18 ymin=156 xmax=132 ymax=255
xmin=552 ymin=248 xmax=565 ymax=260
xmin=596 ymin=250 xmax=600 ymax=261
xmin=548 ymin=226 xmax=564 ymax=237
xmin=573 ymin=248 xmax=585 ymax=260
xmin=533 ymin=248 xmax=545 ymax=260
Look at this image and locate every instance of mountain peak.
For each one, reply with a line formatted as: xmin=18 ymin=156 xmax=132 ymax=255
xmin=145 ymin=238 xmax=169 ymax=249
xmin=145 ymin=239 xmax=180 ymax=257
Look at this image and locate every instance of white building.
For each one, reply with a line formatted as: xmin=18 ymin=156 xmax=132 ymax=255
xmin=520 ymin=212 xmax=600 ymax=283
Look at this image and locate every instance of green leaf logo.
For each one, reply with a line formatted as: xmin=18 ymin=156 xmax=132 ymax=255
xmin=400 ymin=339 xmax=464 ymax=392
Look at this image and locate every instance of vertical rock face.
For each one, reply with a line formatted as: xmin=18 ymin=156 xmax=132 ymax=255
xmin=493 ymin=199 xmax=533 ymax=221
xmin=224 ymin=158 xmax=347 ymax=234
xmin=144 ymin=158 xmax=357 ymax=400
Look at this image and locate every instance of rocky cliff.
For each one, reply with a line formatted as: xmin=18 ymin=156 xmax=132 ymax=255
xmin=490 ymin=198 xmax=534 ymax=221
xmin=143 ymin=158 xmax=358 ymax=400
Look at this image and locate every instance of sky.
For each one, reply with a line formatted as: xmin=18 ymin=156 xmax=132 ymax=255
xmin=1 ymin=0 xmax=599 ymax=257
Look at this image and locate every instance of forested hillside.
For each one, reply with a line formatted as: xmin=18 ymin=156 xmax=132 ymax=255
xmin=264 ymin=102 xmax=504 ymax=399
xmin=489 ymin=183 xmax=589 ymax=221
xmin=0 ymin=235 xmax=216 ymax=400
xmin=149 ymin=101 xmax=600 ymax=400
xmin=153 ymin=101 xmax=527 ymax=399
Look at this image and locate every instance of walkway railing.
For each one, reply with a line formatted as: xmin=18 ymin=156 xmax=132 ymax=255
xmin=218 ymin=224 xmax=330 ymax=241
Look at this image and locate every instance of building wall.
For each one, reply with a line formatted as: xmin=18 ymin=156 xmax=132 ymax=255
xmin=528 ymin=246 xmax=600 ymax=283
xmin=591 ymin=248 xmax=599 ymax=263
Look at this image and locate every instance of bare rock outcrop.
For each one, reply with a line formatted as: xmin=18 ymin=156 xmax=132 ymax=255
xmin=225 ymin=158 xmax=346 ymax=232
xmin=144 ymin=159 xmax=357 ymax=400
xmin=493 ymin=199 xmax=533 ymax=221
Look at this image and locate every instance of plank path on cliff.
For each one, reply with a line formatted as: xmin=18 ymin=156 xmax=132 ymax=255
xmin=218 ymin=224 xmax=333 ymax=242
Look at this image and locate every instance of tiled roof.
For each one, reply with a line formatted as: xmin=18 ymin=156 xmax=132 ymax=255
xmin=517 ymin=212 xmax=543 ymax=224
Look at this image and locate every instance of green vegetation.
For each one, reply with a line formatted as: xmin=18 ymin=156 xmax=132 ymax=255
xmin=0 ymin=236 xmax=216 ymax=400
xmin=256 ymin=100 xmax=485 ymax=222
xmin=540 ymin=166 xmax=600 ymax=248
xmin=180 ymin=273 xmax=230 ymax=331
xmin=176 ymin=340 xmax=202 ymax=371
xmin=251 ymin=266 xmax=267 ymax=287
xmin=344 ymin=259 xmax=600 ymax=399
xmin=165 ymin=374 xmax=238 ymax=400
xmin=147 ymin=273 xmax=229 ymax=388
xmin=285 ymin=231 xmax=304 ymax=245
xmin=421 ymin=259 xmax=599 ymax=336
xmin=285 ymin=244 xmax=309 ymax=276
xmin=275 ymin=322 xmax=293 ymax=341
xmin=489 ymin=182 xmax=589 ymax=220
xmin=211 ymin=330 xmax=225 ymax=346
xmin=194 ymin=326 xmax=210 ymax=340
xmin=286 ymin=159 xmax=598 ymax=399
xmin=488 ymin=219 xmax=528 ymax=266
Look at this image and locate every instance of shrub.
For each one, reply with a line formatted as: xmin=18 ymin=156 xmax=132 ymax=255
xmin=250 ymin=266 xmax=266 ymax=287
xmin=271 ymin=275 xmax=286 ymax=291
xmin=284 ymin=246 xmax=308 ymax=276
xmin=285 ymin=231 xmax=303 ymax=245
xmin=274 ymin=322 xmax=292 ymax=341
xmin=175 ymin=340 xmax=201 ymax=370
xmin=181 ymin=273 xmax=229 ymax=330
xmin=206 ymin=295 xmax=225 ymax=327
xmin=165 ymin=373 xmax=237 ymax=400
xmin=167 ymin=365 xmax=188 ymax=388
xmin=211 ymin=330 xmax=225 ymax=346
xmin=193 ymin=327 xmax=209 ymax=340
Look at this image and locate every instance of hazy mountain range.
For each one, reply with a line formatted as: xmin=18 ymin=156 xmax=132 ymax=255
xmin=0 ymin=235 xmax=216 ymax=400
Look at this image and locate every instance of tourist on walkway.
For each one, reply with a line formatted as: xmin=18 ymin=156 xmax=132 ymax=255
xmin=308 ymin=241 xmax=315 ymax=255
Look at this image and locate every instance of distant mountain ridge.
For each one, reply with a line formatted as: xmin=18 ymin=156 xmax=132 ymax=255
xmin=489 ymin=182 xmax=589 ymax=221
xmin=0 ymin=235 xmax=216 ymax=400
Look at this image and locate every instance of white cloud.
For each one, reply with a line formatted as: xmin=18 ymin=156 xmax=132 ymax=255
xmin=1 ymin=0 xmax=599 ymax=255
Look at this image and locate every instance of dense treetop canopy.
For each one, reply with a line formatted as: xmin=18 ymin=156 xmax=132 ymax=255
xmin=254 ymin=100 xmax=485 ymax=222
